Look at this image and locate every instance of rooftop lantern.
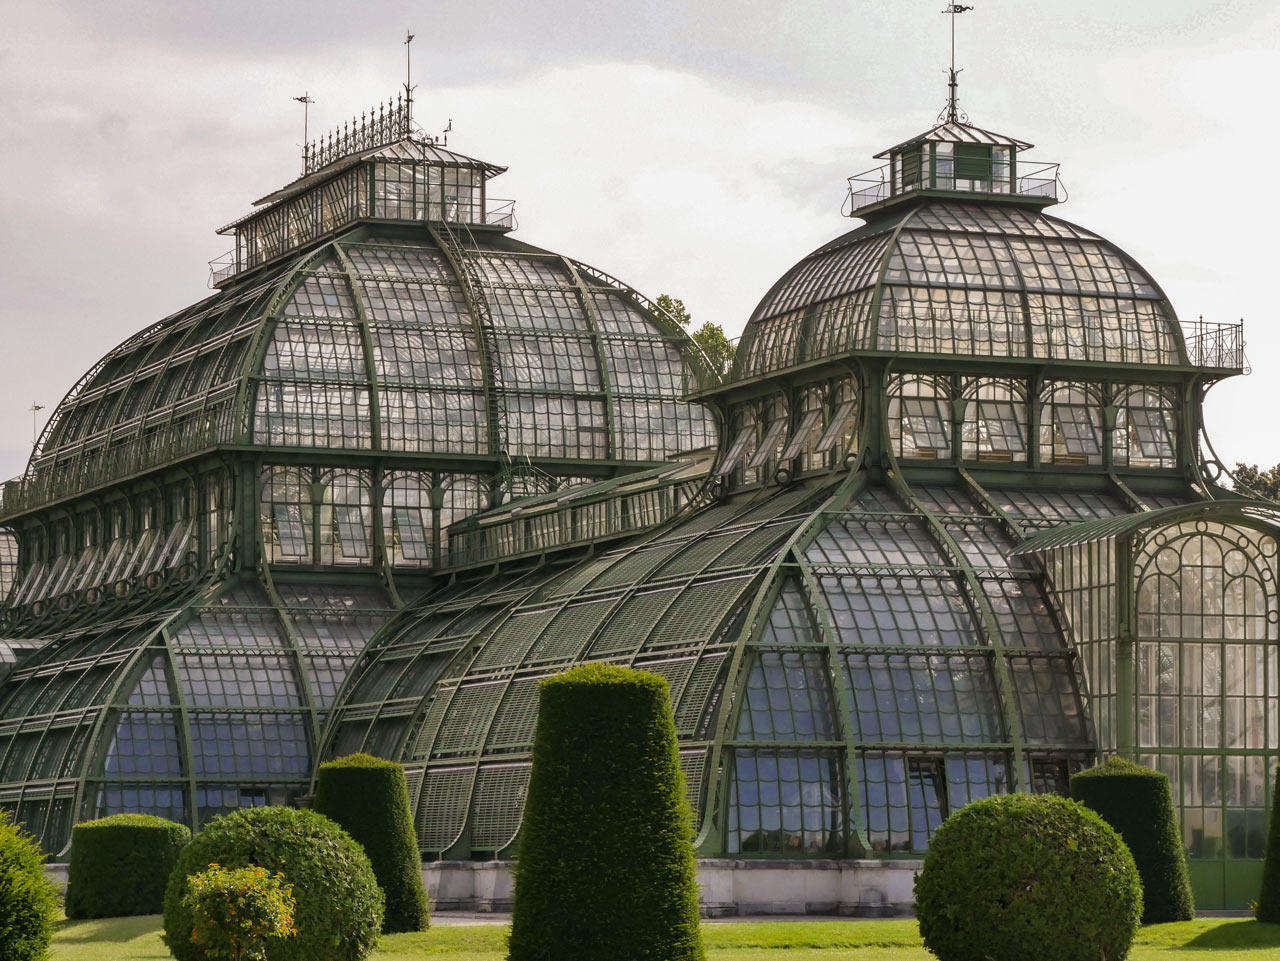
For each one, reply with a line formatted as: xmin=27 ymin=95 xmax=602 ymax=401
xmin=844 ymin=4 xmax=1063 ymax=220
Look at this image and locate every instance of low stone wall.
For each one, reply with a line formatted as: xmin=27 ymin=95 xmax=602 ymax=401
xmin=425 ymin=858 xmax=921 ymax=917
xmin=49 ymin=857 xmax=921 ymax=917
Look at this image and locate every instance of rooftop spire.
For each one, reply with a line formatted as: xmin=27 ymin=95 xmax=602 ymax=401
xmin=404 ymin=30 xmax=416 ymax=128
xmin=940 ymin=4 xmax=973 ymax=124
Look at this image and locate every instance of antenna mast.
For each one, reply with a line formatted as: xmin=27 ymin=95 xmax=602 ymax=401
xmin=941 ymin=4 xmax=973 ymax=124
xmin=293 ymin=93 xmax=315 ymax=175
xmin=403 ymin=31 xmax=416 ymax=127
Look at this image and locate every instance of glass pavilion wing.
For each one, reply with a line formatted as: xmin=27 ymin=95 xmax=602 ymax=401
xmin=721 ymin=483 xmax=1094 ymax=857
xmin=1021 ymin=503 xmax=1280 ymax=871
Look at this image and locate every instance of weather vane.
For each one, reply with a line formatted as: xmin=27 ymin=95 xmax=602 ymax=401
xmin=294 ymin=92 xmax=315 ymax=174
xmin=28 ymin=403 xmax=44 ymax=446
xmin=940 ymin=4 xmax=973 ymax=124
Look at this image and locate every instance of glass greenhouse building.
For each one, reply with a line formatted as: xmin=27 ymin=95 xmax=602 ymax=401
xmin=1 ymin=95 xmax=1276 ymax=909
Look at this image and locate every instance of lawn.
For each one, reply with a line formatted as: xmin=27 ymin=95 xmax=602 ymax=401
xmin=50 ymin=915 xmax=1280 ymax=961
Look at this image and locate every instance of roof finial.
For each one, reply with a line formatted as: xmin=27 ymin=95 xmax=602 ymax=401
xmin=403 ymin=30 xmax=416 ymax=128
xmin=941 ymin=4 xmax=973 ymax=124
xmin=293 ymin=92 xmax=315 ymax=175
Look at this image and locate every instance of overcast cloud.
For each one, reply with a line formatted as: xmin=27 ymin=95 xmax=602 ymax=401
xmin=1 ymin=0 xmax=1277 ymax=481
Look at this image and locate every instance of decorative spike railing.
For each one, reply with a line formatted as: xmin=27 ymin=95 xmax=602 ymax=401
xmin=304 ymin=95 xmax=413 ymax=176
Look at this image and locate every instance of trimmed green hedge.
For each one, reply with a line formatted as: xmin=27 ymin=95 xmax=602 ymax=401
xmin=65 ymin=813 xmax=190 ymax=918
xmin=1258 ymin=762 xmax=1280 ymax=922
xmin=0 ymin=810 xmax=59 ymax=961
xmin=313 ymin=753 xmax=430 ymax=933
xmin=1071 ymin=756 xmax=1194 ymax=923
xmin=508 ymin=664 xmax=704 ymax=961
xmin=914 ymin=793 xmax=1141 ymax=961
xmin=162 ymin=805 xmax=383 ymax=961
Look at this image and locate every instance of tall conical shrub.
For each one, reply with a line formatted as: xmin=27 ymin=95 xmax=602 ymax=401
xmin=508 ymin=664 xmax=704 ymax=961
xmin=313 ymin=753 xmax=430 ymax=933
xmin=1070 ymin=756 xmax=1194 ymax=923
xmin=1257 ymin=762 xmax=1280 ymax=922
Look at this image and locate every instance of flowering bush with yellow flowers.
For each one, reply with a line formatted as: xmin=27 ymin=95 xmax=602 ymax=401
xmin=182 ymin=864 xmax=297 ymax=961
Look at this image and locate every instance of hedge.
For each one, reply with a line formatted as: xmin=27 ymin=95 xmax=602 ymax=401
xmin=65 ymin=813 xmax=190 ymax=918
xmin=508 ymin=664 xmax=704 ymax=961
xmin=0 ymin=809 xmax=60 ymax=961
xmin=1258 ymin=762 xmax=1280 ymax=922
xmin=1070 ymin=756 xmax=1194 ymax=923
xmin=162 ymin=805 xmax=383 ymax=961
xmin=914 ymin=793 xmax=1142 ymax=961
xmin=313 ymin=753 xmax=430 ymax=933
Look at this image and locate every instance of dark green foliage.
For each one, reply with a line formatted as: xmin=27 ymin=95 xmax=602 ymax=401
xmin=508 ymin=663 xmax=704 ymax=961
xmin=1071 ymin=756 xmax=1194 ymax=923
xmin=65 ymin=813 xmax=190 ymax=919
xmin=161 ymin=805 xmax=382 ymax=961
xmin=914 ymin=793 xmax=1141 ymax=961
xmin=0 ymin=809 xmax=59 ymax=961
xmin=313 ymin=753 xmax=430 ymax=934
xmin=1258 ymin=763 xmax=1280 ymax=922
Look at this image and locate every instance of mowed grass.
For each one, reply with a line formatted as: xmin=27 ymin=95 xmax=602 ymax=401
xmin=50 ymin=915 xmax=1280 ymax=961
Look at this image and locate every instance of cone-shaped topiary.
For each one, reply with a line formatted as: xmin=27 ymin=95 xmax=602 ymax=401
xmin=508 ymin=663 xmax=704 ymax=961
xmin=1258 ymin=762 xmax=1280 ymax=922
xmin=0 ymin=810 xmax=59 ymax=961
xmin=66 ymin=813 xmax=190 ymax=918
xmin=162 ymin=805 xmax=383 ymax=961
xmin=313 ymin=753 xmax=430 ymax=933
xmin=914 ymin=793 xmax=1142 ymax=961
xmin=1071 ymin=755 xmax=1194 ymax=923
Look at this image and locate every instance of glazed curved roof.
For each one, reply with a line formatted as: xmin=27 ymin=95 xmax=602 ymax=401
xmin=733 ymin=200 xmax=1185 ymax=380
xmin=319 ymin=475 xmax=1121 ymax=857
xmin=22 ymin=227 xmax=716 ymax=507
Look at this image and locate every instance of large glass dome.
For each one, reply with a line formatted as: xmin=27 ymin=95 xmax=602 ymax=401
xmin=734 ymin=201 xmax=1184 ymax=381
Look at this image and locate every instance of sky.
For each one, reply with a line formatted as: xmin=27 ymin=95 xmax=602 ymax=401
xmin=1 ymin=0 xmax=1278 ymax=482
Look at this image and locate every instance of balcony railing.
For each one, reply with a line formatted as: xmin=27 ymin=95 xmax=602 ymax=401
xmin=1184 ymin=317 xmax=1247 ymax=371
xmin=844 ymin=160 xmax=1063 ymax=216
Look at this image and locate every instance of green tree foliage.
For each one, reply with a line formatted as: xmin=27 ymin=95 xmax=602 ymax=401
xmin=656 ymin=293 xmax=736 ymax=376
xmin=162 ymin=806 xmax=383 ymax=961
xmin=1258 ymin=763 xmax=1280 ymax=922
xmin=1070 ymin=756 xmax=1194 ymax=923
xmin=313 ymin=753 xmax=430 ymax=934
xmin=0 ymin=810 xmax=59 ymax=961
xmin=1234 ymin=462 xmax=1280 ymax=501
xmin=508 ymin=664 xmax=704 ymax=961
xmin=66 ymin=813 xmax=191 ymax=918
xmin=183 ymin=864 xmax=297 ymax=961
xmin=914 ymin=793 xmax=1141 ymax=961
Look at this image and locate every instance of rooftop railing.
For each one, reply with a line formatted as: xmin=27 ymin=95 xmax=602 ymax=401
xmin=844 ymin=159 xmax=1063 ymax=216
xmin=1184 ymin=316 xmax=1247 ymax=371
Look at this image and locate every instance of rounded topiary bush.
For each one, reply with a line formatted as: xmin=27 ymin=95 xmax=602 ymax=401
xmin=313 ymin=753 xmax=429 ymax=933
xmin=162 ymin=806 xmax=383 ymax=961
xmin=65 ymin=813 xmax=190 ymax=918
xmin=0 ymin=810 xmax=60 ymax=961
xmin=914 ymin=793 xmax=1141 ymax=961
xmin=508 ymin=664 xmax=704 ymax=961
xmin=1258 ymin=762 xmax=1280 ymax=922
xmin=1071 ymin=756 xmax=1194 ymax=923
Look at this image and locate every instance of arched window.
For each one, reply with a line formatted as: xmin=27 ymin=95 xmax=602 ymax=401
xmin=1114 ymin=387 xmax=1177 ymax=469
xmin=261 ymin=467 xmax=312 ymax=564
xmin=383 ymin=472 xmax=434 ymax=568
xmin=715 ymin=406 xmax=758 ymax=484
xmin=962 ymin=378 xmax=1027 ymax=462
xmin=744 ymin=395 xmax=790 ymax=481
xmin=1039 ymin=382 xmax=1103 ymax=466
xmin=889 ymin=375 xmax=951 ymax=460
xmin=439 ymin=475 xmax=486 ymax=565
xmin=1134 ymin=520 xmax=1279 ymax=859
xmin=318 ymin=470 xmax=372 ymax=566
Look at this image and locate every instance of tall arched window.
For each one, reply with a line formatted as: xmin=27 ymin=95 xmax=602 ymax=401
xmin=962 ymin=378 xmax=1027 ymax=462
xmin=318 ymin=470 xmax=372 ymax=566
xmin=439 ymin=475 xmax=486 ymax=565
xmin=261 ymin=467 xmax=312 ymax=564
xmin=1114 ymin=387 xmax=1177 ymax=469
xmin=889 ymin=375 xmax=951 ymax=460
xmin=1039 ymin=382 xmax=1103 ymax=466
xmin=383 ymin=472 xmax=434 ymax=568
xmin=1134 ymin=520 xmax=1279 ymax=861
